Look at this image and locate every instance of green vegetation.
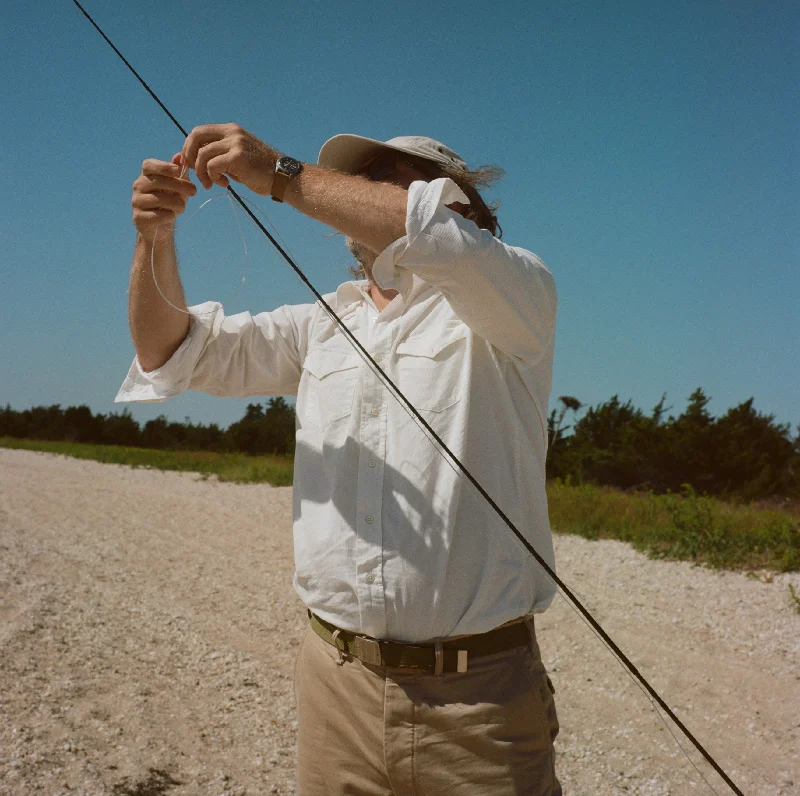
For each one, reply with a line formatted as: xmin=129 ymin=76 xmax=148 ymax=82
xmin=5 ymin=387 xmax=799 ymax=504
xmin=3 ymin=386 xmax=799 ymax=572
xmin=0 ymin=398 xmax=296 ymax=455
xmin=547 ymin=478 xmax=799 ymax=572
xmin=3 ymin=435 xmax=797 ymax=572
xmin=548 ymin=388 xmax=800 ymax=504
xmin=0 ymin=437 xmax=294 ymax=486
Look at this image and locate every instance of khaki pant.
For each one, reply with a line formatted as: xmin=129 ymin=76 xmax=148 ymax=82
xmin=293 ymin=618 xmax=561 ymax=795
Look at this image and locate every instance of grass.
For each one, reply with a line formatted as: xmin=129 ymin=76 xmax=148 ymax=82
xmin=3 ymin=437 xmax=798 ymax=572
xmin=0 ymin=436 xmax=294 ymax=486
xmin=547 ymin=477 xmax=800 ymax=572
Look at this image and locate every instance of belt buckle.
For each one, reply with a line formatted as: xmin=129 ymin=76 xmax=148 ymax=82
xmin=354 ymin=636 xmax=382 ymax=666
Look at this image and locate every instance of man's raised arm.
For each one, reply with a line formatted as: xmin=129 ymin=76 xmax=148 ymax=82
xmin=129 ymin=154 xmax=196 ymax=372
xmin=118 ymin=148 xmax=311 ymax=406
xmin=179 ymin=124 xmax=409 ymax=256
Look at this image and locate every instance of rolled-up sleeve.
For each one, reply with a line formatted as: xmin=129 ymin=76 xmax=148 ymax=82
xmin=115 ymin=300 xmax=313 ymax=404
xmin=372 ymin=178 xmax=557 ymax=363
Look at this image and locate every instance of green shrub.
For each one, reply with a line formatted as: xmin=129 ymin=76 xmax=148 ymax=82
xmin=547 ymin=478 xmax=798 ymax=571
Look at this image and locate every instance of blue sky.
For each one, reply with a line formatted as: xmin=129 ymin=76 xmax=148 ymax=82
xmin=1 ymin=0 xmax=797 ymax=435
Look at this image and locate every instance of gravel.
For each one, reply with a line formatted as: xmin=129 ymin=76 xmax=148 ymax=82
xmin=1 ymin=448 xmax=798 ymax=795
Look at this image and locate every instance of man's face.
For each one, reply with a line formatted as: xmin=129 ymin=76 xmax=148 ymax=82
xmin=345 ymin=151 xmax=434 ymax=276
xmin=366 ymin=157 xmax=432 ymax=190
xmin=357 ymin=149 xmax=434 ymax=187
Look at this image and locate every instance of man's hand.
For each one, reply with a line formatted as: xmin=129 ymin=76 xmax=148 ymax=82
xmin=132 ymin=154 xmax=197 ymax=242
xmin=179 ymin=123 xmax=408 ymax=257
xmin=181 ymin=124 xmax=279 ymax=194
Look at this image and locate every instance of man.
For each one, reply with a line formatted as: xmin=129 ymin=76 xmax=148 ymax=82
xmin=117 ymin=124 xmax=561 ymax=795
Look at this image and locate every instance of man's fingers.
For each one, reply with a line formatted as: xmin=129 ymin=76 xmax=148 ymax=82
xmin=136 ymin=173 xmax=197 ymax=197
xmin=134 ymin=190 xmax=188 ymax=215
xmin=195 ymin=142 xmax=236 ymax=189
xmin=181 ymin=124 xmax=235 ymax=172
xmin=193 ymin=141 xmax=221 ymax=189
xmin=141 ymin=158 xmax=182 ymax=178
xmin=134 ymin=156 xmax=196 ymax=238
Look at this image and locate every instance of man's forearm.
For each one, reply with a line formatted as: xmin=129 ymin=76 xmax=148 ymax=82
xmin=129 ymin=232 xmax=190 ymax=373
xmin=283 ymin=165 xmax=409 ymax=253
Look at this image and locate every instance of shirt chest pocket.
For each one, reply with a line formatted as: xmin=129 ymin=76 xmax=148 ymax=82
xmin=395 ymin=328 xmax=468 ymax=412
xmin=299 ymin=347 xmax=361 ymax=430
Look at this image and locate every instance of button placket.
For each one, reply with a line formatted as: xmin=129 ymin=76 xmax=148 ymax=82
xmin=361 ymin=345 xmax=385 ymax=532
xmin=355 ymin=307 xmax=389 ymax=634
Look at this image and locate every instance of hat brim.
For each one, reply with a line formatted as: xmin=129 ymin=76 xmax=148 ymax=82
xmin=318 ymin=134 xmax=422 ymax=174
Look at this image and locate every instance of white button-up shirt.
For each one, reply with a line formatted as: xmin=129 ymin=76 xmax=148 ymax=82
xmin=116 ymin=178 xmax=558 ymax=643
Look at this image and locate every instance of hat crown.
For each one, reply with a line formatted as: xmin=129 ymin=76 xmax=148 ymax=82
xmin=384 ymin=136 xmax=466 ymax=169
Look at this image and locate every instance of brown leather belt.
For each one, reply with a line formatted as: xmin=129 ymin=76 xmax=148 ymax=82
xmin=308 ymin=609 xmax=532 ymax=674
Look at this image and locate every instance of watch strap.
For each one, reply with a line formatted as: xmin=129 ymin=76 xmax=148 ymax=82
xmin=271 ymin=168 xmax=291 ymax=203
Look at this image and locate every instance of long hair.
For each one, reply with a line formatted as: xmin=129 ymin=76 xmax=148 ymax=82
xmin=431 ymin=160 xmax=504 ymax=240
xmin=348 ymin=154 xmax=505 ymax=279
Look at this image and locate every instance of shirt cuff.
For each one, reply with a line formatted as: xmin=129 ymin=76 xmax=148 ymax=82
xmin=372 ymin=178 xmax=469 ymax=298
xmin=114 ymin=301 xmax=223 ymax=403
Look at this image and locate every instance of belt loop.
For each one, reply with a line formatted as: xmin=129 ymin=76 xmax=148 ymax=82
xmin=331 ymin=629 xmax=346 ymax=666
xmin=434 ymin=641 xmax=444 ymax=676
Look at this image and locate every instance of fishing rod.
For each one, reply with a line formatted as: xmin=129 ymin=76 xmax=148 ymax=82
xmin=71 ymin=2 xmax=745 ymax=793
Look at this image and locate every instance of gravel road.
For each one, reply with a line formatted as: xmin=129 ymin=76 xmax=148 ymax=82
xmin=1 ymin=448 xmax=798 ymax=795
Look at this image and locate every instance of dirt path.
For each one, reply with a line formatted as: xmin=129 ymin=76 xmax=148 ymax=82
xmin=1 ymin=448 xmax=798 ymax=795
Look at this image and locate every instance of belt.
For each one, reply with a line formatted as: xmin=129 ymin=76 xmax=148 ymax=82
xmin=308 ymin=609 xmax=532 ymax=675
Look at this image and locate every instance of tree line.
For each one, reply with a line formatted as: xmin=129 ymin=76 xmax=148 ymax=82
xmin=2 ymin=387 xmax=798 ymax=502
xmin=546 ymin=388 xmax=799 ymax=503
xmin=0 ymin=398 xmax=296 ymax=456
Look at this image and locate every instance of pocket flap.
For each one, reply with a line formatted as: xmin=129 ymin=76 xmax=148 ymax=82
xmin=302 ymin=347 xmax=360 ymax=380
xmin=396 ymin=328 xmax=467 ymax=359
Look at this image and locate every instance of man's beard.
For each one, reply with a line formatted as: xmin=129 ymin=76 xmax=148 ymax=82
xmin=345 ymin=236 xmax=377 ymax=280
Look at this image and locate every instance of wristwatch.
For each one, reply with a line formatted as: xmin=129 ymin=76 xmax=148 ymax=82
xmin=271 ymin=155 xmax=304 ymax=202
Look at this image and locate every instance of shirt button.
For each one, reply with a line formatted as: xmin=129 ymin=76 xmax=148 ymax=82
xmin=365 ymin=515 xmax=375 ymax=524
xmin=371 ymin=408 xmax=379 ymax=417
xmin=366 ymin=573 xmax=376 ymax=584
xmin=368 ymin=460 xmax=377 ymax=468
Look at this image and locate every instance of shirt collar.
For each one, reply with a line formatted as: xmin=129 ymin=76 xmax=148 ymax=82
xmin=332 ymin=279 xmax=366 ymax=308
xmin=333 ymin=276 xmax=434 ymax=314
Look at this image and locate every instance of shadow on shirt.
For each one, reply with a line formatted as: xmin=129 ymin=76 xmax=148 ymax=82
xmin=289 ymin=432 xmax=533 ymax=643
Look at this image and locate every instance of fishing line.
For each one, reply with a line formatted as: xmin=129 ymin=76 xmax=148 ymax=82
xmin=152 ymin=164 xmax=303 ymax=317
xmin=150 ymin=182 xmax=247 ymax=315
xmin=71 ymin=3 xmax=745 ymax=794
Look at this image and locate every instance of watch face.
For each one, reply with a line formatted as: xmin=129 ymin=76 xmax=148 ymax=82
xmin=277 ymin=156 xmax=303 ymax=176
